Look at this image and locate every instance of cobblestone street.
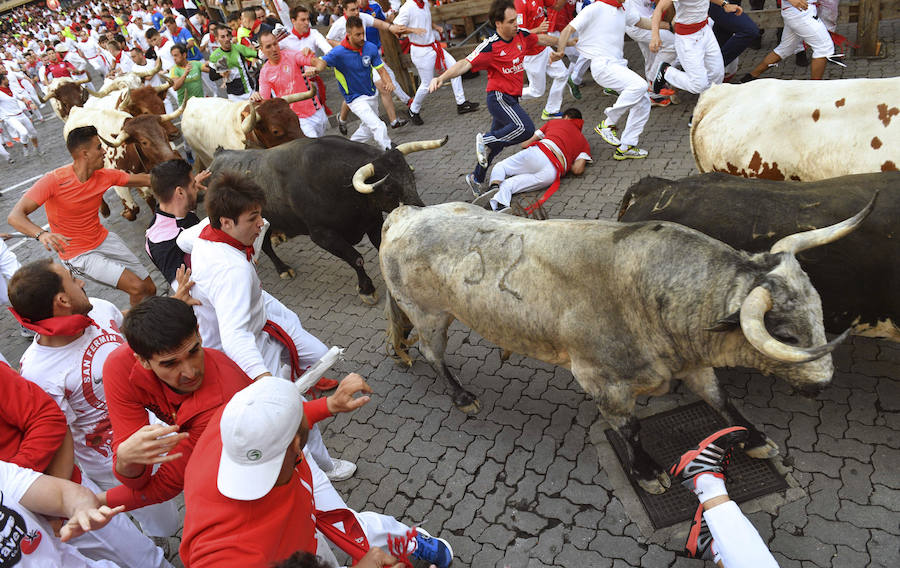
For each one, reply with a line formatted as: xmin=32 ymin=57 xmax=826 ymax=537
xmin=0 ymin=18 xmax=897 ymax=568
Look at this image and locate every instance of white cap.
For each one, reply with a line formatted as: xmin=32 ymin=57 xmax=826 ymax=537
xmin=54 ymin=43 xmax=68 ymax=53
xmin=217 ymin=376 xmax=304 ymax=501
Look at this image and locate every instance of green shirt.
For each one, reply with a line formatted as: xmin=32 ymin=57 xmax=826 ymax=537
xmin=170 ymin=61 xmax=205 ymax=105
xmin=209 ymin=43 xmax=258 ymax=95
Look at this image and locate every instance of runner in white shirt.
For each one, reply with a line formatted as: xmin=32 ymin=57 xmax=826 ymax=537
xmin=0 ymin=460 xmax=121 ymax=567
xmin=0 ymin=75 xmax=42 ymax=157
xmin=625 ymin=0 xmax=677 ymax=106
xmin=127 ymin=19 xmax=152 ymax=51
xmin=5 ymin=67 xmax=43 ymax=122
xmin=146 ymin=28 xmax=177 ymax=72
xmin=76 ymin=29 xmax=108 ymax=77
xmin=266 ymin=0 xmax=294 ymax=28
xmin=651 ymin=0 xmax=738 ymax=95
xmin=395 ymin=0 xmax=478 ymax=125
xmin=279 ymin=5 xmax=333 ymax=55
xmin=554 ymin=0 xmax=656 ymax=160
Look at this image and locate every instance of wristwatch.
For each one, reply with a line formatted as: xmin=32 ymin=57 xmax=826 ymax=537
xmin=33 ymin=229 xmax=46 ymax=240
xmin=721 ymin=0 xmax=730 ymax=5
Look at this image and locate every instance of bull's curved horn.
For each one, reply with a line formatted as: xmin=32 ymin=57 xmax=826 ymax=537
xmin=739 ymin=286 xmax=849 ymax=363
xmin=153 ymin=81 xmax=171 ymax=94
xmin=38 ymin=88 xmax=56 ymax=103
xmin=98 ymin=130 xmax=129 ymax=148
xmin=394 ymin=135 xmax=449 ymax=155
xmin=241 ymin=103 xmax=258 ymax=135
xmin=160 ymin=98 xmax=187 ymax=122
xmin=134 ymin=57 xmax=162 ymax=77
xmin=85 ymin=86 xmax=102 ymax=97
xmin=770 ymin=191 xmax=878 ymax=255
xmin=75 ymin=77 xmax=92 ymax=85
xmin=95 ymin=81 xmax=123 ymax=96
xmin=352 ymin=163 xmax=389 ymax=194
xmin=114 ymin=89 xmax=132 ymax=110
xmin=281 ymin=84 xmax=316 ymax=104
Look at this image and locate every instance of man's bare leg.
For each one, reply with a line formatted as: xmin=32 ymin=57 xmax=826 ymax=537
xmin=809 ymin=57 xmax=826 ymax=80
xmin=376 ymin=80 xmax=398 ymax=123
xmin=116 ymin=269 xmax=156 ymax=306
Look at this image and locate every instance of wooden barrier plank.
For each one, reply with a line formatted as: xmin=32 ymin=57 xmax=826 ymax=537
xmin=857 ymin=0 xmax=882 ymax=56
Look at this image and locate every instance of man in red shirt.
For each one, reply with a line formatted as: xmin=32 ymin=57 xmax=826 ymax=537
xmin=181 ymin=375 xmax=454 ymax=568
xmin=475 ymin=107 xmax=591 ymax=212
xmin=429 ymin=0 xmax=561 ymax=197
xmin=515 ymin=0 xmax=569 ymax=120
xmin=7 ymin=126 xmax=157 ymax=306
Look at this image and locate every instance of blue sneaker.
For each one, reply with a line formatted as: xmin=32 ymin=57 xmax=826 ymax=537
xmin=541 ymin=109 xmax=563 ymax=120
xmin=410 ymin=528 xmax=453 ymax=568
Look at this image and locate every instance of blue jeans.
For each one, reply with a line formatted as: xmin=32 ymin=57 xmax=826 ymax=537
xmin=474 ymin=91 xmax=535 ymax=182
xmin=710 ymin=3 xmax=760 ymax=66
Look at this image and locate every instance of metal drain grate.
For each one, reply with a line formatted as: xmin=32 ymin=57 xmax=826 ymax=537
xmin=605 ymin=401 xmax=788 ymax=529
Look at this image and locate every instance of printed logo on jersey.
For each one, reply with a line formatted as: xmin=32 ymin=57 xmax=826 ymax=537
xmin=80 ymin=328 xmax=124 ymax=412
xmin=0 ymin=493 xmax=32 ymax=565
xmin=362 ymin=55 xmax=371 ymax=67
xmin=85 ymin=417 xmax=114 ymax=458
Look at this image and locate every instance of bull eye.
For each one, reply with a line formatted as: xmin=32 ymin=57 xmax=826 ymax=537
xmin=773 ymin=332 xmax=799 ymax=345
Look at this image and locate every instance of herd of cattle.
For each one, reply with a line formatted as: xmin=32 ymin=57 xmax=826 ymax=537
xmin=40 ymin=69 xmax=898 ymax=493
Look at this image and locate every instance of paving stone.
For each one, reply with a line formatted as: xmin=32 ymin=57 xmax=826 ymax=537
xmin=867 ymin=529 xmax=900 ymax=568
xmin=806 ymin=473 xmax=842 ymax=519
xmin=588 ymin=530 xmax=645 ymax=565
xmin=774 ymin=497 xmax=809 ymax=533
xmin=838 ymin=458 xmax=874 ymax=505
xmin=804 ymin=515 xmax=869 ymax=553
xmin=870 ymin=446 xmax=900 ymax=489
xmin=788 ymin=413 xmax=820 ymax=452
xmin=769 ymin=533 xmax=836 ymax=567
xmin=831 ymin=544 xmax=871 ymax=568
xmin=836 ymin=501 xmax=898 ymax=531
xmin=870 ymin=484 xmax=900 ymax=511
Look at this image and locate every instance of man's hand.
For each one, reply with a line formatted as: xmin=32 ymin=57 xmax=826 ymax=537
xmin=649 ymin=35 xmax=662 ymax=53
xmin=723 ymin=2 xmax=743 ymax=14
xmin=116 ymin=424 xmax=189 ymax=471
xmin=38 ymin=231 xmax=70 ymax=253
xmin=249 ymin=91 xmax=263 ymax=102
xmin=428 ymin=76 xmax=444 ymax=93
xmin=173 ymin=265 xmax=201 ymax=306
xmin=549 ymin=50 xmax=564 ymax=63
xmin=530 ymin=21 xmax=549 ymax=35
xmin=60 ymin=505 xmax=125 ymax=542
xmin=194 ymin=169 xmax=211 ymax=191
xmin=326 ymin=373 xmax=372 ymax=414
xmin=301 ymin=47 xmax=314 ymax=56
xmin=356 ymin=546 xmax=429 ymax=568
xmin=787 ymin=0 xmax=807 ymax=10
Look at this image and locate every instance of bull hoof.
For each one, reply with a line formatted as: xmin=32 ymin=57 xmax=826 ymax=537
xmin=745 ymin=437 xmax=779 ymax=459
xmin=271 ymin=232 xmax=288 ymax=245
xmin=636 ymin=471 xmax=671 ymax=495
xmin=359 ymin=291 xmax=379 ymax=305
xmin=122 ymin=208 xmax=138 ymax=221
xmin=279 ymin=269 xmax=295 ymax=280
xmin=456 ymin=398 xmax=482 ymax=415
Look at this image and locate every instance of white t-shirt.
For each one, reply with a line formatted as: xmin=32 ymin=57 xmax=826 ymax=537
xmin=77 ymin=37 xmax=101 ymax=60
xmin=395 ymin=0 xmax=437 ymax=45
xmin=127 ymin=24 xmax=152 ymax=50
xmin=279 ymin=28 xmax=333 ymax=55
xmin=18 ymin=300 xmax=124 ymax=486
xmin=0 ymin=90 xmax=25 ymax=118
xmin=673 ymin=0 xmax=709 ymax=25
xmin=326 ymin=13 xmax=376 ymax=42
xmin=569 ymin=1 xmax=638 ymax=62
xmin=0 ymin=461 xmax=118 ymax=567
xmin=153 ymin=38 xmax=177 ymax=71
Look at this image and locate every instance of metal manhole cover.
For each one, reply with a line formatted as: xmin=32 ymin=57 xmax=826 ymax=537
xmin=605 ymin=401 xmax=788 ymax=529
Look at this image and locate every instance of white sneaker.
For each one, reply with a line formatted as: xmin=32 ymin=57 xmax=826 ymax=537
xmin=594 ymin=120 xmax=620 ymax=147
xmin=614 ymin=145 xmax=648 ymax=160
xmin=325 ymin=458 xmax=357 ymax=481
xmin=475 ymin=132 xmax=487 ymax=167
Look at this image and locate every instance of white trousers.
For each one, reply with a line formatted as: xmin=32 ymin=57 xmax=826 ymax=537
xmin=307 ymin=448 xmax=412 ymax=567
xmin=521 ymin=46 xmax=568 ymax=113
xmin=348 ymin=95 xmax=391 ymax=150
xmin=627 ymin=26 xmax=679 ymax=83
xmin=373 ymin=63 xmax=410 ymax=104
xmin=3 ymin=113 xmax=37 ymax=141
xmin=73 ymin=476 xmax=174 ymax=568
xmin=705 ymin=501 xmax=779 ymax=568
xmin=489 ymin=146 xmax=557 ymax=209
xmin=774 ymin=6 xmax=834 ymax=59
xmin=410 ymin=44 xmax=465 ymax=113
xmin=228 ymin=92 xmax=251 ymax=101
xmin=570 ymin=54 xmax=591 ymax=86
xmin=591 ymin=58 xmax=651 ymax=147
xmin=665 ymin=25 xmax=724 ymax=94
xmin=300 ymin=106 xmax=329 ymax=138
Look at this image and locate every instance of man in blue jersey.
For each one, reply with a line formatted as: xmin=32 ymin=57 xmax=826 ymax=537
xmin=314 ymin=16 xmax=394 ymax=150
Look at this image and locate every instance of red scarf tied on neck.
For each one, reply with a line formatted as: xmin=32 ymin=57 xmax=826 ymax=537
xmin=339 ymin=36 xmax=363 ymax=53
xmin=0 ymin=86 xmax=12 ymax=97
xmin=412 ymin=0 xmax=426 ymax=8
xmin=199 ymin=224 xmax=254 ymax=261
xmin=597 ymin=0 xmax=625 ymax=9
xmin=8 ymin=307 xmax=97 ymax=336
xmin=292 ymin=27 xmax=310 ymax=40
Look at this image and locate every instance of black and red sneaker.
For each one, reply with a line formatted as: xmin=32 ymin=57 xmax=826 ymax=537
xmin=669 ymin=426 xmax=748 ymax=490
xmin=685 ymin=504 xmax=715 ymax=560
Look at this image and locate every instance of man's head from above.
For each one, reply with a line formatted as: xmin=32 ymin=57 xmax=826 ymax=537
xmin=206 ymin=171 xmax=266 ymax=246
xmin=129 ymin=45 xmax=147 ymax=65
xmin=240 ymin=7 xmax=256 ymax=30
xmin=216 ymin=25 xmax=233 ymax=49
xmin=342 ymin=0 xmax=359 ymax=18
xmin=217 ymin=376 xmax=309 ymax=500
xmin=123 ymin=296 xmax=205 ymax=394
xmin=562 ymin=107 xmax=584 ymax=128
xmin=164 ymin=15 xmax=178 ymax=35
xmin=8 ymin=259 xmax=93 ymax=321
xmin=171 ymin=42 xmax=187 ymax=65
xmin=144 ymin=28 xmax=161 ymax=47
xmin=65 ymin=125 xmax=105 ymax=168
xmin=151 ymin=158 xmax=201 ymax=208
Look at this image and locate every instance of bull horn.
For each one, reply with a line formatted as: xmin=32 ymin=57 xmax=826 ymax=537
xmin=38 ymin=88 xmax=56 ymax=103
xmin=95 ymin=82 xmax=122 ymax=96
xmin=160 ymin=98 xmax=187 ymax=122
xmin=281 ymin=84 xmax=316 ymax=104
xmin=98 ymin=130 xmax=129 ymax=148
xmin=770 ymin=191 xmax=878 ymax=255
xmin=352 ymin=163 xmax=389 ymax=194
xmin=115 ymin=90 xmax=132 ymax=110
xmin=75 ymin=77 xmax=92 ymax=85
xmin=154 ymin=81 xmax=171 ymax=94
xmin=134 ymin=57 xmax=162 ymax=77
xmin=394 ymin=135 xmax=449 ymax=155
xmin=739 ymin=286 xmax=850 ymax=363
xmin=241 ymin=103 xmax=258 ymax=135
xmin=85 ymin=86 xmax=102 ymax=97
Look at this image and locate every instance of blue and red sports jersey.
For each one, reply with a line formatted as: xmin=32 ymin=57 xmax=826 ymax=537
xmin=465 ymin=30 xmax=539 ymax=96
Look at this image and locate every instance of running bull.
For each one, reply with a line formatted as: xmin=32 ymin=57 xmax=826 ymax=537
xmin=381 ymin=200 xmax=871 ymax=493
xmin=618 ymin=172 xmax=899 ymax=341
xmin=208 ymin=136 xmax=445 ymax=303
xmin=691 ymin=77 xmax=899 ymax=181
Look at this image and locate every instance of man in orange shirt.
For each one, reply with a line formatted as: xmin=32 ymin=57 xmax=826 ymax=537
xmin=8 ymin=126 xmax=157 ymax=306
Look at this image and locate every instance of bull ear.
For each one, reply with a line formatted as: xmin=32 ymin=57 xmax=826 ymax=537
xmin=706 ymin=311 xmax=740 ymax=332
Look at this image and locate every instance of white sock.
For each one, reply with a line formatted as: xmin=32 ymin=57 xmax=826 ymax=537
xmin=693 ymin=473 xmax=728 ymax=503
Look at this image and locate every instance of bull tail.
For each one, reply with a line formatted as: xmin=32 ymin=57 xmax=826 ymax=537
xmin=385 ymin=290 xmax=417 ymax=367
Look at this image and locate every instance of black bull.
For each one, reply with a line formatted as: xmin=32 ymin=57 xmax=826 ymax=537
xmin=618 ymin=172 xmax=900 ymax=341
xmin=209 ymin=136 xmax=446 ymax=303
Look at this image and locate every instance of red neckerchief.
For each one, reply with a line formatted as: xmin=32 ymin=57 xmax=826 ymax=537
xmin=199 ymin=224 xmax=254 ymax=261
xmin=8 ymin=307 xmax=98 ymax=336
xmin=412 ymin=0 xmax=425 ymax=8
xmin=340 ymin=36 xmax=363 ymax=53
xmin=252 ymin=19 xmax=261 ymax=34
xmin=292 ymin=26 xmax=310 ymax=40
xmin=597 ymin=0 xmax=625 ymax=9
xmin=0 ymin=86 xmax=12 ymax=97
xmin=114 ymin=50 xmax=122 ymax=63
xmin=159 ymin=36 xmax=168 ymax=48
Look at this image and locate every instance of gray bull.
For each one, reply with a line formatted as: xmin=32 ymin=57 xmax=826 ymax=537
xmin=381 ymin=201 xmax=869 ymax=493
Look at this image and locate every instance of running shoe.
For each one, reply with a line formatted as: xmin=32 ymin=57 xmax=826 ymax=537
xmin=391 ymin=118 xmax=408 ymax=129
xmin=567 ymin=77 xmax=582 ymax=100
xmin=594 ymin=119 xmax=620 ymax=147
xmin=338 ymin=119 xmax=348 ymax=136
xmin=541 ymin=109 xmax=563 ymax=120
xmin=457 ymin=100 xmax=479 ymax=114
xmin=602 ymin=87 xmax=619 ymax=96
xmin=465 ymin=173 xmax=485 ymax=197
xmin=475 ymin=132 xmax=487 ymax=167
xmin=408 ymin=109 xmax=424 ymax=125
xmin=651 ymin=97 xmax=671 ymax=107
xmin=668 ymin=426 xmax=748 ymax=490
xmin=614 ymin=145 xmax=649 ymax=160
xmin=324 ymin=458 xmax=357 ymax=482
xmin=652 ymin=61 xmax=671 ymax=94
xmin=410 ymin=528 xmax=454 ymax=568
xmin=684 ymin=504 xmax=715 ymax=560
